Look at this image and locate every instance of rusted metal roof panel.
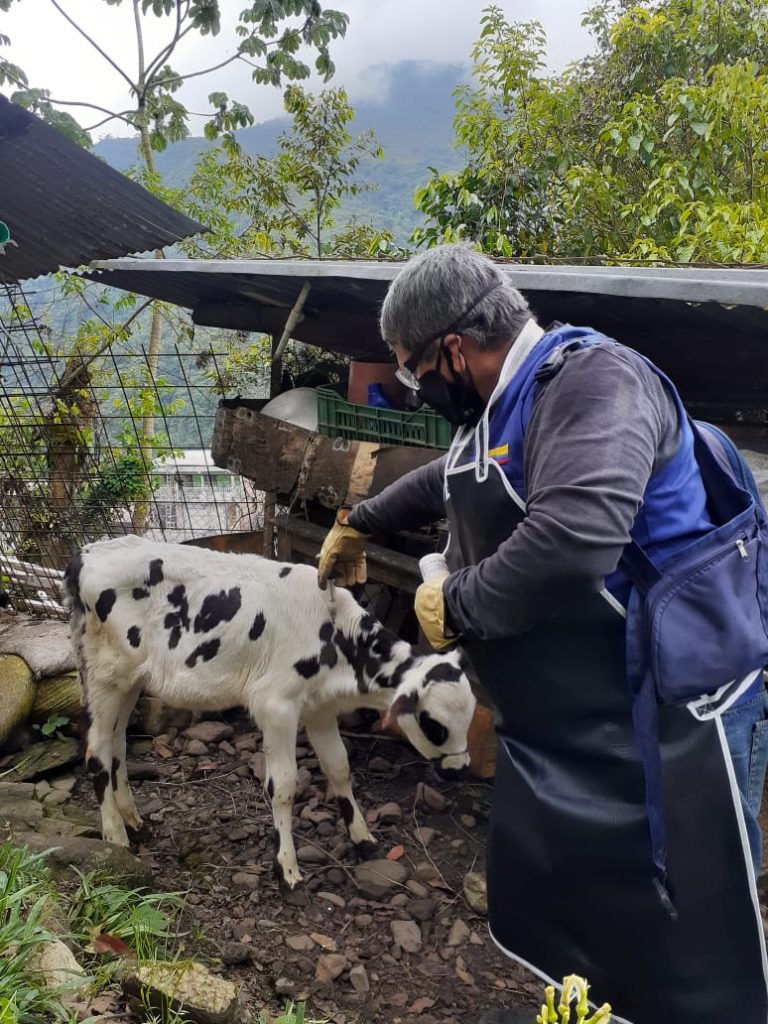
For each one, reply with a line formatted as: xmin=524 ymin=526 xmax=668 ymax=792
xmin=0 ymin=94 xmax=205 ymax=283
xmin=87 ymin=257 xmax=768 ymax=422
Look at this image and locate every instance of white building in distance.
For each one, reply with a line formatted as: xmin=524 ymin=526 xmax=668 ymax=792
xmin=146 ymin=449 xmax=259 ymax=543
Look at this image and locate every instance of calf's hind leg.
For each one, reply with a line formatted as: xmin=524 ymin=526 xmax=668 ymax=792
xmin=86 ymin=685 xmax=132 ymax=846
xmin=304 ymin=710 xmax=378 ymax=859
xmin=111 ymin=683 xmax=143 ymax=830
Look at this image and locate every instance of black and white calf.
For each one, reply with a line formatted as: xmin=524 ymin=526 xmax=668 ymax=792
xmin=64 ymin=536 xmax=476 ymax=890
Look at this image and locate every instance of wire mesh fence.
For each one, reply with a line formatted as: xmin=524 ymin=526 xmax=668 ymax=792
xmin=0 ymin=280 xmax=265 ymax=618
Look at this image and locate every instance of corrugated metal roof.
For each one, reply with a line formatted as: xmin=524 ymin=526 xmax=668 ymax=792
xmin=88 ymin=257 xmax=768 ymax=424
xmin=0 ymin=94 xmax=206 ymax=283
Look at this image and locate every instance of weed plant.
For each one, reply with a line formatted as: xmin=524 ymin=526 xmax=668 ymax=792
xmin=0 ymin=843 xmax=83 ymax=1023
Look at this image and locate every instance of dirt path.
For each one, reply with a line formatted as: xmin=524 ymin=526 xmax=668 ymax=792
xmin=73 ymin=711 xmax=542 ymax=1024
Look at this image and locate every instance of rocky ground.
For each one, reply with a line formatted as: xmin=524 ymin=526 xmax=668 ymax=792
xmin=67 ymin=710 xmax=542 ymax=1024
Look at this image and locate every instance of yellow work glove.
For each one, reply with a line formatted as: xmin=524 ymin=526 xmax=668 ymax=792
xmin=317 ymin=507 xmax=368 ymax=590
xmin=415 ymin=574 xmax=456 ymax=651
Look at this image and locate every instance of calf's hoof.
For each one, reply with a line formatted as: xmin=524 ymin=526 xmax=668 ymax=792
xmin=354 ymin=839 xmax=379 ymax=862
xmin=102 ymin=825 xmax=130 ymax=847
xmin=122 ymin=811 xmax=144 ymax=832
xmin=273 ymin=856 xmax=303 ymax=894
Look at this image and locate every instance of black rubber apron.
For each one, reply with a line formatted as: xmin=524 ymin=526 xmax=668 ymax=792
xmin=443 ymin=425 xmax=768 ymax=1023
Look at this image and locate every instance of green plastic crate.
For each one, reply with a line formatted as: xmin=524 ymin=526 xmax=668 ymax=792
xmin=316 ymin=387 xmax=454 ymax=450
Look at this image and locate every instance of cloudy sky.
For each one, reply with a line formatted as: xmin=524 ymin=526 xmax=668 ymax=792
xmin=3 ymin=1 xmax=596 ymax=138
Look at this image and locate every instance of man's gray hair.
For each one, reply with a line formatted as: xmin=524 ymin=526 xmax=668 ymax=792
xmin=380 ymin=243 xmax=532 ymax=353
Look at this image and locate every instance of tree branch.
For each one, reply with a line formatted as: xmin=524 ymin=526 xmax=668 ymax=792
xmin=170 ymin=49 xmax=247 ymax=84
xmin=45 ymin=99 xmax=136 ymax=130
xmin=157 ymin=31 xmax=289 ymax=87
xmin=50 ymin=297 xmax=153 ymax=397
xmin=48 ymin=0 xmax=136 ymax=92
xmin=133 ymin=0 xmax=145 ymax=88
xmin=143 ymin=1 xmax=192 ymax=85
xmin=83 ymin=112 xmax=134 ymax=132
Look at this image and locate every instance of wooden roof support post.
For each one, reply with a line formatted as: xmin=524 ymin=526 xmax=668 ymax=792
xmin=264 ymin=280 xmax=311 ymax=559
xmin=273 ymin=280 xmax=312 ymax=364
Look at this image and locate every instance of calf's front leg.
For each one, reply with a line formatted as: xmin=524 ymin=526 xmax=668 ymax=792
xmin=258 ymin=700 xmax=302 ymax=891
xmin=305 ymin=711 xmax=378 ymax=860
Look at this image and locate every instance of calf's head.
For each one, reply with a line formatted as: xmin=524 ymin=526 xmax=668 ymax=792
xmin=384 ymin=650 xmax=476 ymax=777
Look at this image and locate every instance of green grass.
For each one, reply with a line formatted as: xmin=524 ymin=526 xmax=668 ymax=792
xmin=259 ymin=1003 xmax=330 ymax=1024
xmin=0 ymin=843 xmax=84 ymax=1024
xmin=67 ymin=871 xmax=186 ymax=962
xmin=0 ymin=843 xmax=338 ymax=1024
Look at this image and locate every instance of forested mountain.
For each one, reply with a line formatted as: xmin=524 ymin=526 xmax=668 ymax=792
xmin=94 ymin=61 xmax=466 ymax=244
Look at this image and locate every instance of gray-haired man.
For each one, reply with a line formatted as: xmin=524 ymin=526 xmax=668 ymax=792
xmin=317 ymin=244 xmax=768 ymax=1024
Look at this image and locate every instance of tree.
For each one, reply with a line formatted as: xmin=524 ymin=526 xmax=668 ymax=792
xmin=0 ymin=0 xmax=348 ymax=530
xmin=412 ymin=0 xmax=768 ymax=264
xmin=183 ymin=83 xmax=392 ymax=398
xmin=183 ymin=84 xmax=389 ymax=259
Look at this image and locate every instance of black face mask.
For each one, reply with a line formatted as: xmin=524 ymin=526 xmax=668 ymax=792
xmin=417 ymin=341 xmax=486 ymax=427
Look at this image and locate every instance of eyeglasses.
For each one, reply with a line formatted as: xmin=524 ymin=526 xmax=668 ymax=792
xmin=393 ymin=280 xmax=502 ymax=392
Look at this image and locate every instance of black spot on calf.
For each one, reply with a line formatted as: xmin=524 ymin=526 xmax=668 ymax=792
xmin=132 ymin=587 xmax=149 ymax=601
xmin=387 ymin=690 xmax=419 ymax=721
xmin=294 ymin=656 xmax=320 ymax=679
xmin=337 ymin=795 xmax=354 ymax=825
xmin=168 ymin=584 xmax=190 ymax=623
xmin=319 ymin=642 xmax=338 ymax=669
xmin=334 ymin=629 xmax=364 ymax=689
xmin=185 ymin=638 xmax=221 ymax=668
xmin=88 ymin=756 xmax=110 ymax=805
xmin=127 ymin=625 xmax=141 ymax=648
xmin=146 ymin=559 xmax=164 ymax=587
xmin=388 ymin=656 xmax=415 ymax=690
xmin=249 ymin=612 xmax=266 ymax=641
xmin=424 ymin=663 xmax=463 ymax=683
xmin=371 ymin=631 xmax=396 ymax=660
xmin=319 ymin=621 xmax=334 ymax=642
xmin=279 ymin=566 xmax=292 ymax=578
xmin=194 ymin=587 xmax=242 ymax=633
xmin=63 ymin=550 xmax=85 ymax=614
xmin=272 ymin=829 xmax=289 ymax=890
xmin=165 ymin=585 xmax=190 ymax=649
xmin=111 ymin=757 xmax=120 ymax=790
xmin=95 ymin=588 xmax=117 ymax=623
xmin=418 ymin=710 xmax=449 ymax=747
xmin=164 ymin=617 xmax=181 ymax=650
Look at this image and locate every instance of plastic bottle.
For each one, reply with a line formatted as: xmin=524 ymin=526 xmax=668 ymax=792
xmin=367 ymin=382 xmax=394 ymax=409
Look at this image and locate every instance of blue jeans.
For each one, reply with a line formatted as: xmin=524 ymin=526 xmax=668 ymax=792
xmin=722 ymin=687 xmax=768 ymax=876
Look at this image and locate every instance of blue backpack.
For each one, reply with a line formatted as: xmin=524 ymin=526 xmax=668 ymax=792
xmin=620 ymin=417 xmax=768 ymax=915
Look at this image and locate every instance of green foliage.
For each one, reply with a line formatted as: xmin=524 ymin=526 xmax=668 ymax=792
xmin=0 ymin=843 xmax=83 ymax=1024
xmin=536 ymin=975 xmax=611 ymax=1024
xmin=67 ymin=872 xmax=185 ymax=964
xmin=259 ymin=1002 xmax=329 ymax=1024
xmin=0 ymin=288 xmax=177 ymax=552
xmin=182 ymin=84 xmax=391 ymax=397
xmin=5 ymin=87 xmax=92 ymax=147
xmin=413 ymin=0 xmax=768 ymax=263
xmin=0 ymin=845 xmax=198 ymax=1024
xmin=2 ymin=2 xmax=348 ymax=152
xmin=32 ymin=713 xmax=70 ymax=740
xmin=184 ymin=84 xmax=390 ymax=259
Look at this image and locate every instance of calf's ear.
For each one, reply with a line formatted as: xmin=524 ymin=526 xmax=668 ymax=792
xmin=382 ymin=690 xmax=418 ymax=733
